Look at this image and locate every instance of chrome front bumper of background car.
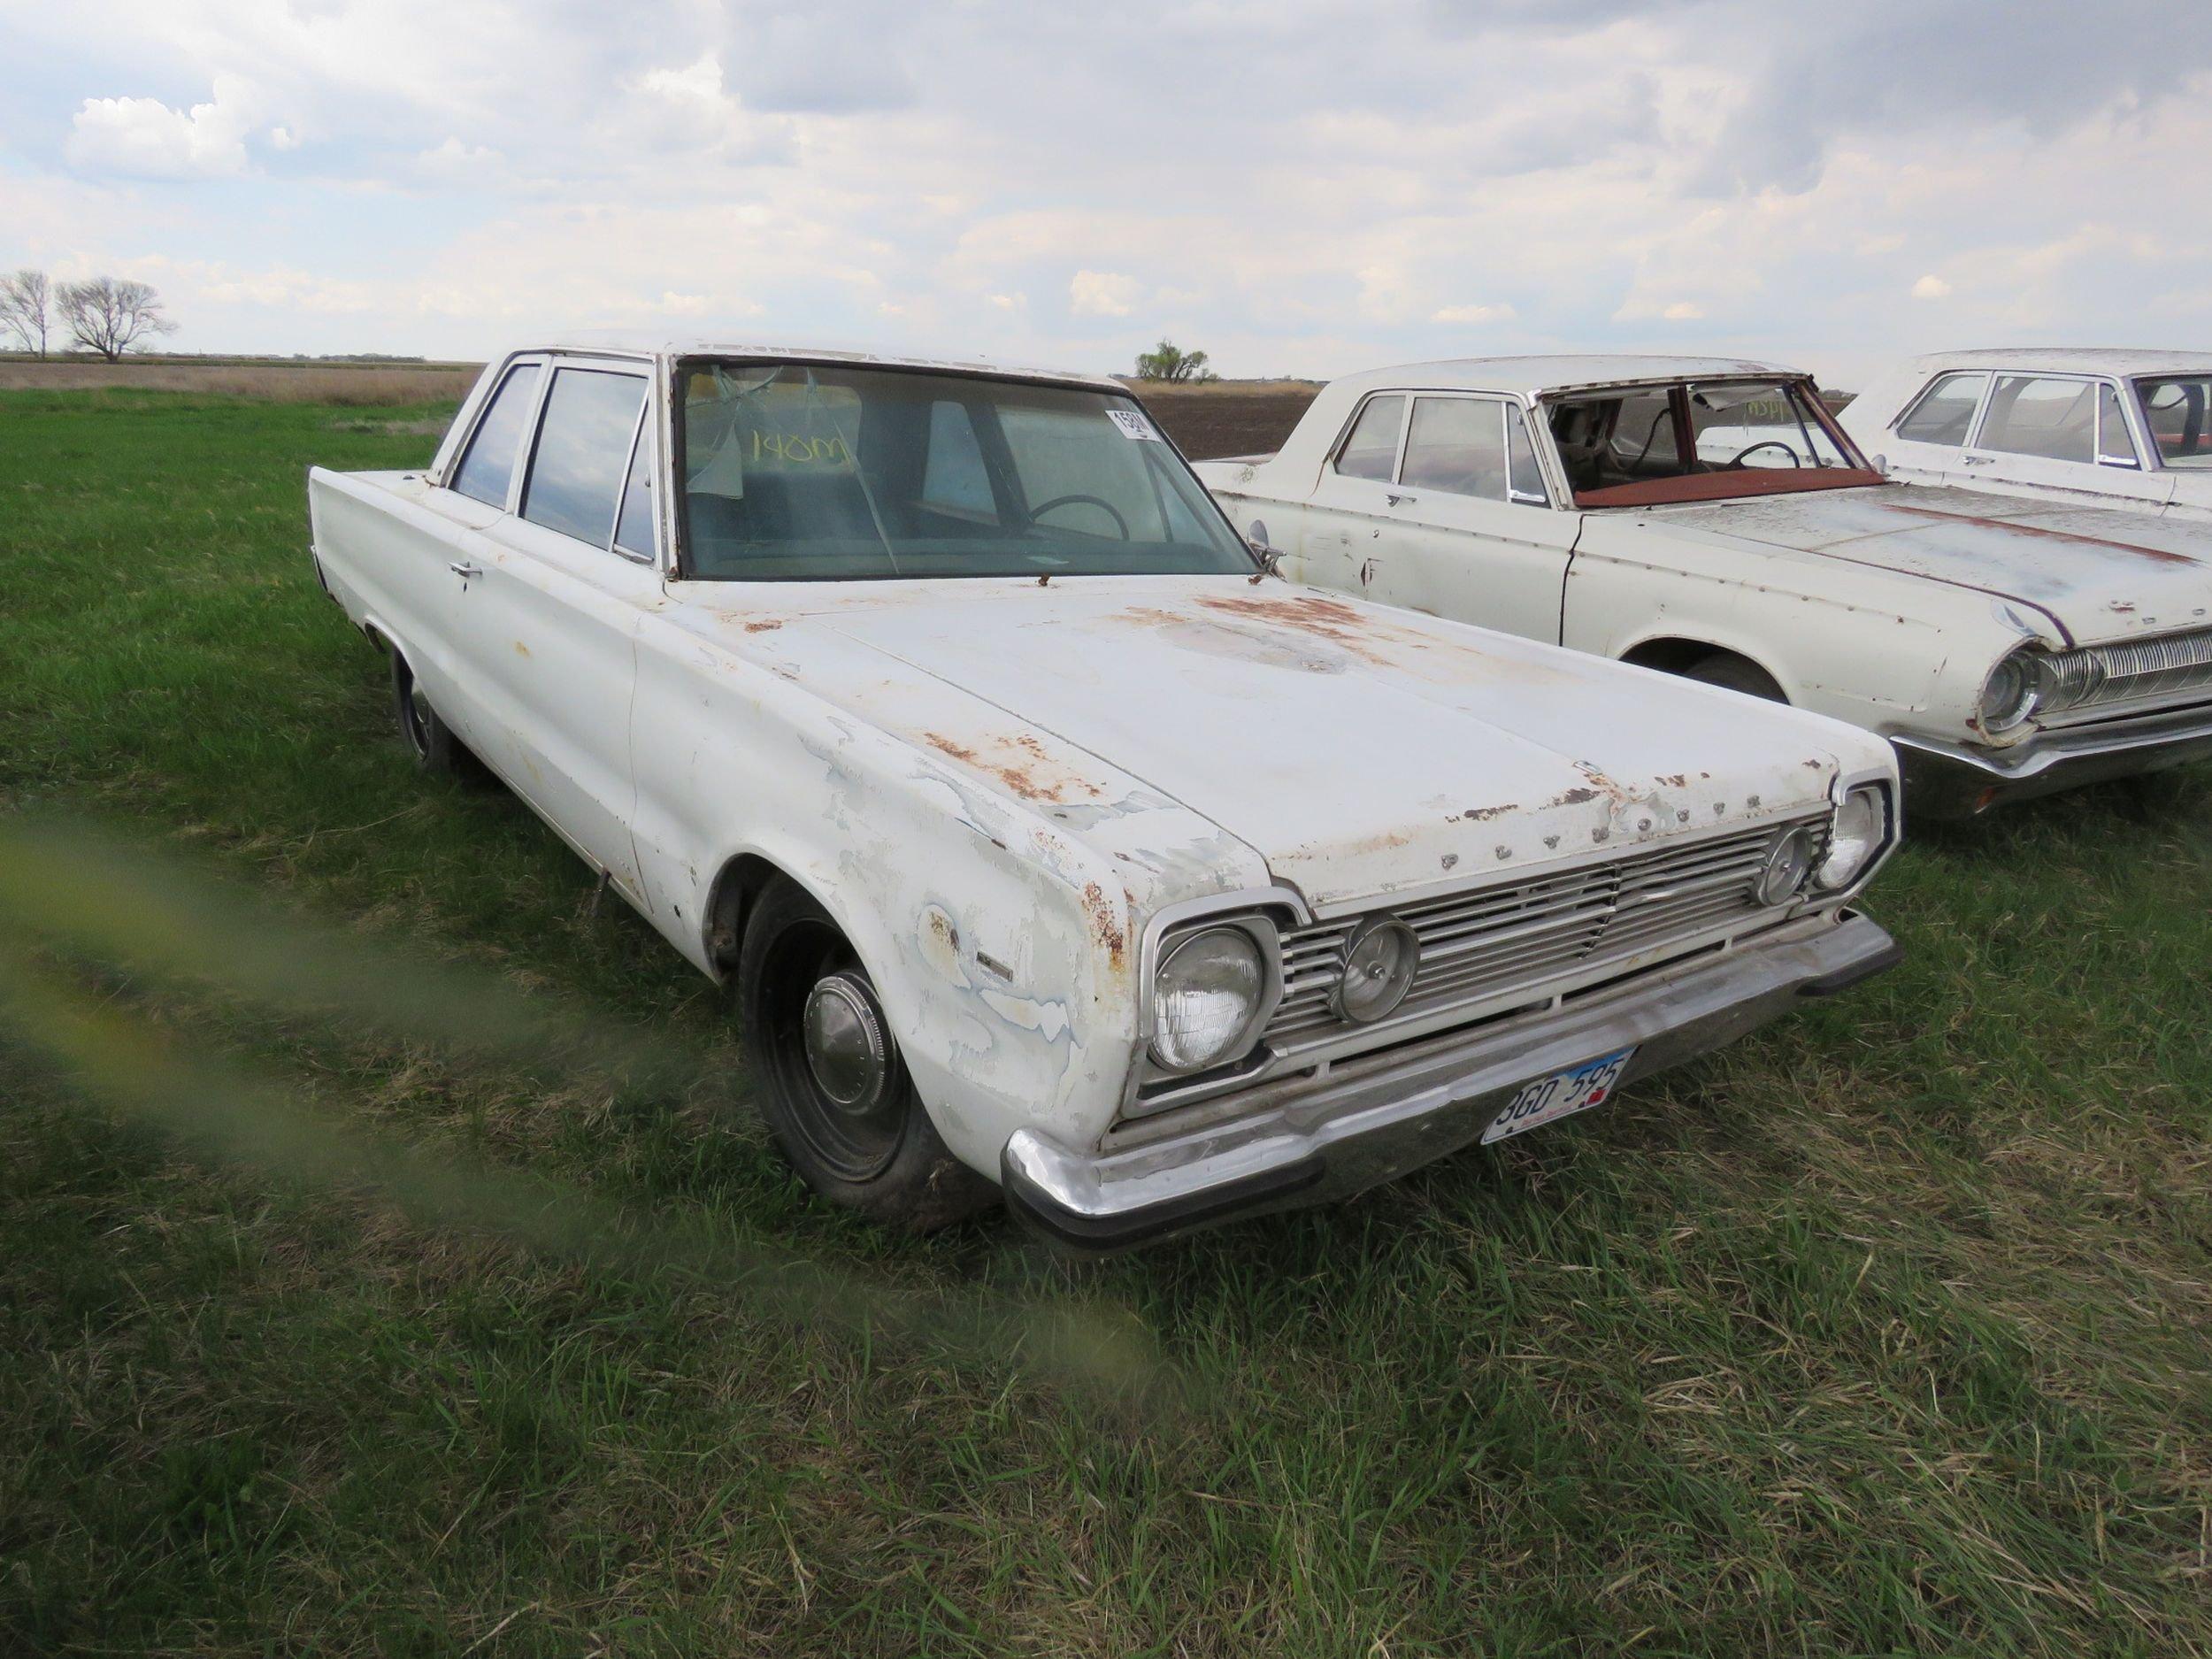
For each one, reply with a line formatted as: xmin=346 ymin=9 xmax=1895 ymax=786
xmin=1893 ymin=703 xmax=2212 ymax=817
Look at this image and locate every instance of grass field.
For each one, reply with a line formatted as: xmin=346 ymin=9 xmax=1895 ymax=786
xmin=3 ymin=384 xmax=2210 ymax=1657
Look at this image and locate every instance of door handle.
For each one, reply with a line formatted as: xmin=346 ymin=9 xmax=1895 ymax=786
xmin=1385 ymin=492 xmax=1417 ymax=507
xmin=449 ymin=560 xmax=482 ymax=579
xmin=1960 ymin=456 xmax=1994 ymax=467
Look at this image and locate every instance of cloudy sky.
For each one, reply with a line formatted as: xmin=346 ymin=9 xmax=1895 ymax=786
xmin=1 ymin=0 xmax=2207 ymax=387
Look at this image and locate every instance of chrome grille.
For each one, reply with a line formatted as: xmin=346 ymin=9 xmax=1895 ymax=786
xmin=1264 ymin=814 xmax=1828 ymax=1054
xmin=2046 ymin=626 xmax=2212 ymax=718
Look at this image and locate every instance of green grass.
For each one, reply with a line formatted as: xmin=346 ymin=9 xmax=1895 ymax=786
xmin=3 ymin=385 xmax=2210 ymax=1656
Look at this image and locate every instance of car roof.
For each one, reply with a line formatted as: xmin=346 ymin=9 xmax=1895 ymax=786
xmin=1320 ymin=354 xmax=1814 ymax=400
xmin=1901 ymin=348 xmax=2212 ymax=379
xmin=506 ymin=332 xmax=1129 ymax=395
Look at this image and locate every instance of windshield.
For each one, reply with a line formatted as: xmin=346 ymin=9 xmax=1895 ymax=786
xmin=2137 ymin=377 xmax=2212 ymax=471
xmin=1545 ymin=379 xmax=1878 ymax=507
xmin=675 ymin=360 xmax=1254 ymax=580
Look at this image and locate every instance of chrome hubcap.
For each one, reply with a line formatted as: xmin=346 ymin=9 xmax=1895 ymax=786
xmin=803 ymin=972 xmax=891 ymax=1117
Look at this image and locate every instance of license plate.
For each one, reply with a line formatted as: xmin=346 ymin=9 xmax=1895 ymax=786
xmin=1480 ymin=1047 xmax=1637 ymax=1145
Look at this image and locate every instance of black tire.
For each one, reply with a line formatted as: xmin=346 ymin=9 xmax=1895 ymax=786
xmin=390 ymin=650 xmax=470 ymax=775
xmin=736 ymin=879 xmax=993 ymax=1232
xmin=1682 ymin=652 xmax=1788 ymax=703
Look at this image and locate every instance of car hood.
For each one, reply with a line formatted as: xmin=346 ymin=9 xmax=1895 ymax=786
xmin=1643 ymin=484 xmax=2212 ymax=645
xmin=678 ymin=577 xmax=1867 ymax=911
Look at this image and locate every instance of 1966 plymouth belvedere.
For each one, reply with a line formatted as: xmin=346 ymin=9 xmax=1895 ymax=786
xmin=1838 ymin=349 xmax=2212 ymax=522
xmin=307 ymin=337 xmax=1900 ymax=1250
xmin=1194 ymin=356 xmax=2212 ymax=818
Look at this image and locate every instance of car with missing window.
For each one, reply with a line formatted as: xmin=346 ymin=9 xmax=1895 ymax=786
xmin=306 ymin=336 xmax=1901 ymax=1251
xmin=1838 ymin=349 xmax=2212 ymax=522
xmin=1194 ymin=356 xmax=2212 ymax=818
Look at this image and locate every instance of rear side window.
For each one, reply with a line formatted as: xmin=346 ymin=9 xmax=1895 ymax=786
xmin=1333 ymin=395 xmax=1405 ymax=480
xmin=451 ymin=364 xmax=542 ymax=507
xmin=1895 ymin=371 xmax=1985 ymax=444
xmin=521 ymin=367 xmax=650 ymax=546
xmin=1978 ymin=376 xmax=2097 ymax=464
xmin=1401 ymin=397 xmax=1508 ymax=498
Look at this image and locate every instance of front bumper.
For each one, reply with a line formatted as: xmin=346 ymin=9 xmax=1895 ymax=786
xmin=1895 ymin=703 xmax=2212 ymax=818
xmin=1001 ymin=910 xmax=1899 ymax=1253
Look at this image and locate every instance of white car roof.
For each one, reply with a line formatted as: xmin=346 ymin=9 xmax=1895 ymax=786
xmin=503 ymin=332 xmax=1128 ymax=395
xmin=1898 ymin=348 xmax=2212 ymax=380
xmin=1317 ymin=355 xmax=1815 ymax=402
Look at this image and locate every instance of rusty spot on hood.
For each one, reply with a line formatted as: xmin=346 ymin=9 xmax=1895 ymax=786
xmin=1080 ymin=881 xmax=1126 ymax=970
xmin=1884 ymin=503 xmax=2202 ymax=566
xmin=1191 ymin=592 xmax=1407 ymax=664
xmin=741 ymin=618 xmax=786 ymax=634
xmin=923 ymin=730 xmax=1107 ymax=804
xmin=1455 ymin=803 xmax=1517 ymax=821
xmin=1546 ymin=787 xmax=1601 ymax=807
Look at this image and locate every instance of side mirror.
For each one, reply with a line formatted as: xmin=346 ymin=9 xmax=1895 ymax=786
xmin=1870 ymin=452 xmax=1891 ymax=477
xmin=1248 ymin=540 xmax=1285 ymax=577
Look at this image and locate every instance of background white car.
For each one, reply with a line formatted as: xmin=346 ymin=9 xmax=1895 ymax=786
xmin=304 ymin=337 xmax=1901 ymax=1248
xmin=1839 ymin=349 xmax=2212 ymax=521
xmin=1194 ymin=355 xmax=2212 ymax=818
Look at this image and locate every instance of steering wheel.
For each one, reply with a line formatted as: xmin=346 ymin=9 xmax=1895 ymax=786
xmin=1030 ymin=494 xmax=1131 ymax=540
xmin=1729 ymin=440 xmax=1801 ymax=469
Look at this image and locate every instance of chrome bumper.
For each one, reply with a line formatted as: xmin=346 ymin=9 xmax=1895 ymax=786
xmin=1002 ymin=910 xmax=1899 ymax=1253
xmin=1894 ymin=703 xmax=2212 ymax=818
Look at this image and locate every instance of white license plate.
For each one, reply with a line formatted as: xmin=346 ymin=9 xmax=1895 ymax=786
xmin=1480 ymin=1047 xmax=1637 ymax=1145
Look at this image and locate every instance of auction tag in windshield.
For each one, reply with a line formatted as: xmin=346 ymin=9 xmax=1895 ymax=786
xmin=1480 ymin=1047 xmax=1636 ymax=1145
xmin=1106 ymin=408 xmax=1161 ymax=441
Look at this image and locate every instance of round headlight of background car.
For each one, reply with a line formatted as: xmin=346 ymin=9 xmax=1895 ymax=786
xmin=1816 ymin=786 xmax=1887 ymax=890
xmin=1334 ymin=917 xmax=1419 ymax=1025
xmin=1755 ymin=826 xmax=1819 ymax=906
xmin=1978 ymin=647 xmax=2042 ymax=734
xmin=1150 ymin=926 xmax=1268 ymax=1073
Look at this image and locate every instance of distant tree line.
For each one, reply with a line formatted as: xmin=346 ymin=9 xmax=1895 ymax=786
xmin=1 ymin=270 xmax=177 ymax=361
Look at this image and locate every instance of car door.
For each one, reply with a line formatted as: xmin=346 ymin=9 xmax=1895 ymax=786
xmin=1293 ymin=391 xmax=1409 ymax=595
xmin=1362 ymin=395 xmax=1577 ymax=642
xmin=1878 ymin=369 xmax=1986 ymax=485
xmin=1962 ymin=373 xmax=2172 ymax=510
xmin=403 ymin=355 xmax=549 ymax=748
xmin=464 ymin=357 xmax=660 ymax=898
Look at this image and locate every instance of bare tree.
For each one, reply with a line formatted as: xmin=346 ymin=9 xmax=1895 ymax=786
xmin=0 ymin=269 xmax=52 ymax=357
xmin=57 ymin=276 xmax=178 ymax=361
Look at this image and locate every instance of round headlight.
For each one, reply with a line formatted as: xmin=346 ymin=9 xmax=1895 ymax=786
xmin=1334 ymin=917 xmax=1419 ymax=1025
xmin=1150 ymin=926 xmax=1267 ymax=1073
xmin=1978 ymin=648 xmax=2042 ymax=734
xmin=1816 ymin=786 xmax=1886 ymax=890
xmin=1755 ymin=826 xmax=1818 ymax=906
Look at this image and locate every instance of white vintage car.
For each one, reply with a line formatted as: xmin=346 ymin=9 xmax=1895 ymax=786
xmin=307 ymin=337 xmax=1901 ymax=1250
xmin=1194 ymin=356 xmax=2212 ymax=818
xmin=1839 ymin=349 xmax=2212 ymax=521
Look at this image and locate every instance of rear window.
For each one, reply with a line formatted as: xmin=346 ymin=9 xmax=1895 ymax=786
xmin=450 ymin=364 xmax=542 ymax=508
xmin=2138 ymin=377 xmax=2212 ymax=470
xmin=1895 ymin=372 xmax=1986 ymax=444
xmin=1333 ymin=395 xmax=1405 ymax=480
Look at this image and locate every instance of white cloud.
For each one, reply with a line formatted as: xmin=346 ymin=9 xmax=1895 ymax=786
xmin=1430 ymin=303 xmax=1515 ymax=325
xmin=65 ymin=78 xmax=258 ymax=179
xmin=1911 ymin=273 xmax=1954 ymax=298
xmin=416 ymin=137 xmax=503 ymax=179
xmin=268 ymin=125 xmax=300 ymax=152
xmin=1069 ymin=270 xmax=1140 ymax=317
xmin=988 ymin=292 xmax=1026 ymax=310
